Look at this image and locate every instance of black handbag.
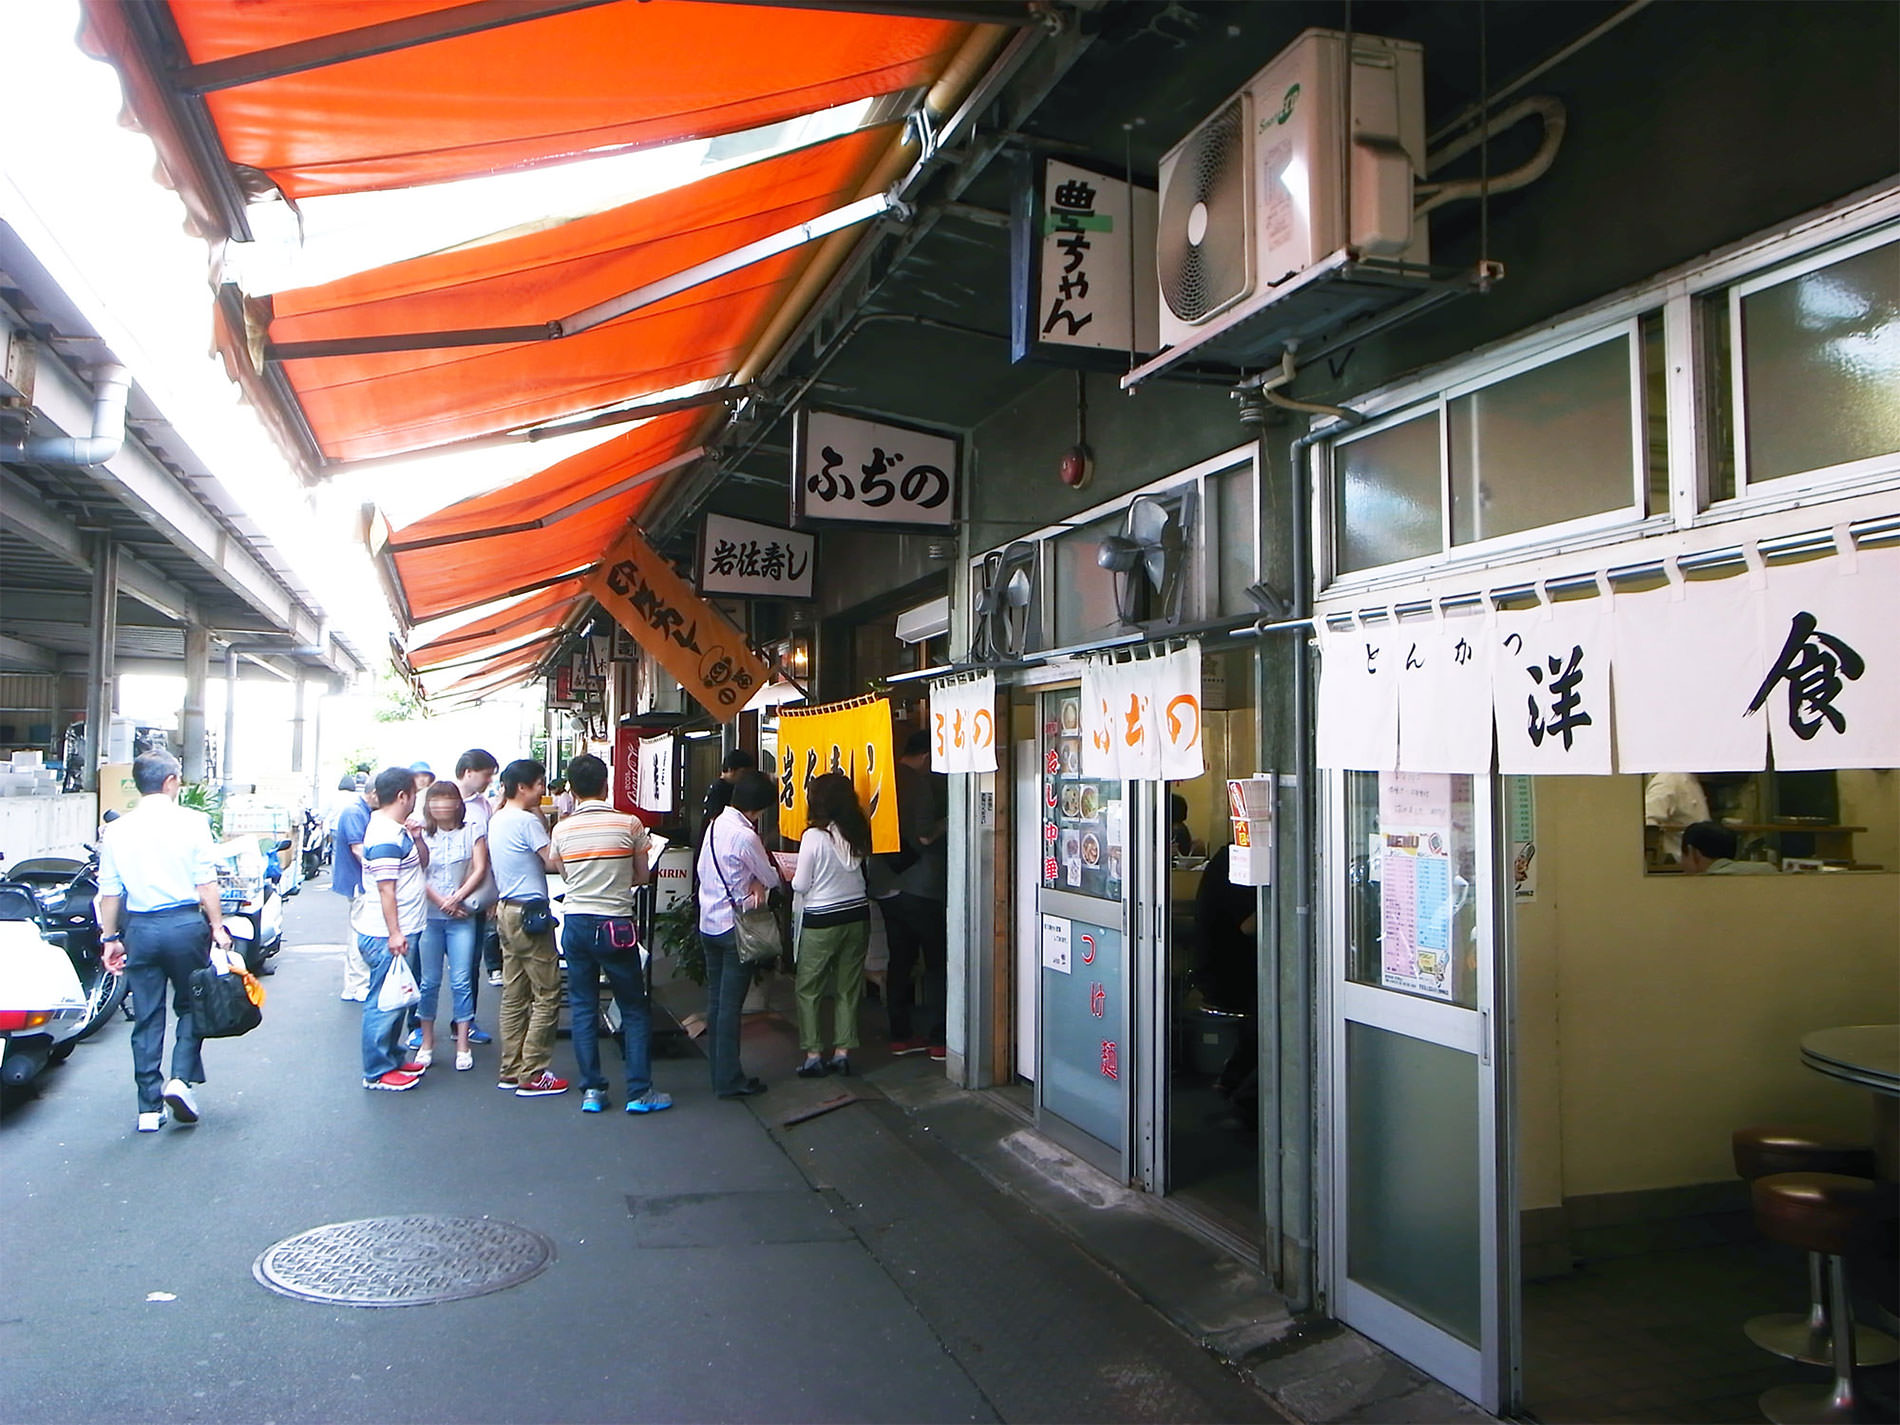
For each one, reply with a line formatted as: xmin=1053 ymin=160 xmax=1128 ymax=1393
xmin=187 ymin=965 xmax=263 ymax=1038
xmin=596 ymin=916 xmax=641 ymax=959
xmin=518 ymin=897 xmax=556 ymax=935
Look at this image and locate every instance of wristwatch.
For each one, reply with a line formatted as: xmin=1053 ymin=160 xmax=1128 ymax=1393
xmin=101 ymin=932 xmax=124 ymax=944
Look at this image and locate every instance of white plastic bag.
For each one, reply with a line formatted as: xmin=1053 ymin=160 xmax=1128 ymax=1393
xmin=377 ymin=952 xmax=421 ymax=1012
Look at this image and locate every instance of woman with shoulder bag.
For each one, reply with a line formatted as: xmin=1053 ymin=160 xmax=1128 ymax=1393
xmin=695 ymin=769 xmax=782 ymax=1098
xmin=416 ymin=782 xmax=489 ymax=1071
xmin=791 ymin=773 xmax=873 ymax=1078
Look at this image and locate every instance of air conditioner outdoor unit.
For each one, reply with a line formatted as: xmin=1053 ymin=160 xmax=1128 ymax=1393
xmin=1155 ymin=28 xmax=1427 ymax=352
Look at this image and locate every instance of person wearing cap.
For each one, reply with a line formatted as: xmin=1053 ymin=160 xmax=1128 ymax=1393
xmin=410 ymin=761 xmax=435 ymax=796
xmin=94 ymin=751 xmax=236 ymax=1132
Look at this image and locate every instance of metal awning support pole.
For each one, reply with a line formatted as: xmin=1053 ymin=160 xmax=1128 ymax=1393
xmin=291 ymin=672 xmax=308 ymax=774
xmin=83 ymin=535 xmax=120 ymax=793
xmin=181 ymin=623 xmax=210 ymax=782
xmin=222 ymin=644 xmax=240 ymax=796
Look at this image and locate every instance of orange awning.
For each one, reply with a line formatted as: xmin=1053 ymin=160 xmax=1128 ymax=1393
xmin=267 ymin=126 xmax=893 ymax=461
xmin=405 ymin=577 xmax=590 ymax=671
xmin=422 ymin=638 xmax=562 ymax=699
xmin=143 ymin=1 xmax=967 ymax=201
xmin=389 ymin=484 xmax=656 ymax=625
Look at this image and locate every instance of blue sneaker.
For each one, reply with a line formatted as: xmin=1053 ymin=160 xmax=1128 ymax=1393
xmin=581 ymin=1088 xmax=608 ymax=1113
xmin=404 ymin=1027 xmax=422 ymax=1051
xmin=466 ymin=1023 xmax=492 ymax=1045
xmin=626 ymin=1089 xmax=673 ymax=1114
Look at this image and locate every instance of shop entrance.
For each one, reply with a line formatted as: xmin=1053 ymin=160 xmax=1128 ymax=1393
xmin=1022 ymin=684 xmax=1131 ymax=1175
xmin=1328 ymin=771 xmax=1506 ymax=1409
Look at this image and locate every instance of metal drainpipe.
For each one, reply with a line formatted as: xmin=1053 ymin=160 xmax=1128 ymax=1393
xmin=1281 ymin=406 xmax=1361 ymax=1309
xmin=4 ymin=363 xmax=133 ymax=467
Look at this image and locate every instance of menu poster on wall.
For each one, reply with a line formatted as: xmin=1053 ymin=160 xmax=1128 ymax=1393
xmin=1377 ymin=772 xmax=1457 ymax=1001
xmin=1507 ymin=775 xmax=1537 ymax=902
xmin=1041 ymin=915 xmax=1072 ymax=974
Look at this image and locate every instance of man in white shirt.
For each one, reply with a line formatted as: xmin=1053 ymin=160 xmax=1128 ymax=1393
xmin=550 ymin=754 xmax=671 ymax=1115
xmin=352 ymin=766 xmax=433 ymax=1091
xmin=489 ymin=758 xmax=567 ymax=1098
xmin=96 ymin=752 xmax=234 ymax=1132
xmin=1644 ymin=771 xmax=1711 ymax=864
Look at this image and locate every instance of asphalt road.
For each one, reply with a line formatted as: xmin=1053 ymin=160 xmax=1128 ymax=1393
xmin=1 ymin=887 xmax=1279 ymax=1424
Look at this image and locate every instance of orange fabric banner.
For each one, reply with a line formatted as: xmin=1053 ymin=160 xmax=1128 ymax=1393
xmin=776 ymin=696 xmax=900 ymax=854
xmin=586 ymin=526 xmax=770 ymax=723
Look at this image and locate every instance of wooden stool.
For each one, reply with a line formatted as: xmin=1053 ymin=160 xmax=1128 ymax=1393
xmin=1733 ymin=1126 xmax=1895 ymax=1368
xmin=1751 ymin=1172 xmax=1899 ymax=1424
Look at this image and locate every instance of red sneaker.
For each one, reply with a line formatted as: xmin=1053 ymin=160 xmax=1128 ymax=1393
xmin=889 ymin=1038 xmax=928 ymax=1056
xmin=515 ymin=1071 xmax=569 ymax=1097
xmin=927 ymin=1045 xmax=947 ymax=1062
xmin=399 ymin=1060 xmax=429 ymax=1075
xmin=364 ymin=1070 xmax=420 ymax=1091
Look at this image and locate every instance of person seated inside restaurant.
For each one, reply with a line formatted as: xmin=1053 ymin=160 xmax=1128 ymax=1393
xmin=1679 ymin=820 xmax=1779 ymax=875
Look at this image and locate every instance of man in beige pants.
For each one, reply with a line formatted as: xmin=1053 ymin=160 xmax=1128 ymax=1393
xmin=485 ymin=759 xmax=566 ymax=1097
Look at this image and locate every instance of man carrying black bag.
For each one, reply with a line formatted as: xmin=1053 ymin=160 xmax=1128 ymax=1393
xmin=96 ymin=751 xmax=236 ymax=1133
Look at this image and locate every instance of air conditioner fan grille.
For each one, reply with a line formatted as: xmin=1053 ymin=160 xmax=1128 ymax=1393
xmin=1159 ymin=97 xmax=1251 ymax=324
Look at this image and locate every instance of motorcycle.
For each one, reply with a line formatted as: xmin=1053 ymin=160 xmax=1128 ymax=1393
xmin=299 ymin=807 xmax=330 ymax=882
xmin=214 ymin=840 xmax=284 ymax=977
xmin=2 ymin=848 xmax=128 ymax=1042
xmin=0 ymin=881 xmax=92 ymax=1089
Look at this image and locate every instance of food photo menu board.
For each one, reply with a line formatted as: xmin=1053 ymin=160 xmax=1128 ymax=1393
xmin=1041 ymin=691 xmax=1124 ymax=900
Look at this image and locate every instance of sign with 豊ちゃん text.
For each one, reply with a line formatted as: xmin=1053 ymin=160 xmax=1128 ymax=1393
xmin=794 ymin=409 xmax=958 ymax=529
xmin=775 ymin=695 xmax=901 ymax=854
xmin=586 ymin=525 xmax=772 ymax=723
xmin=1013 ymin=158 xmax=1160 ymax=366
xmin=697 ymin=513 xmax=815 ymax=600
xmin=928 ymin=673 xmax=997 ymax=774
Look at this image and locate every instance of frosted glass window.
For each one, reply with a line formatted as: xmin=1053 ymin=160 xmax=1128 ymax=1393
xmin=1741 ymin=239 xmax=1900 ymax=483
xmin=1450 ymin=336 xmax=1635 ymax=545
xmin=1052 ymin=516 xmax=1122 ymax=647
xmin=1347 ymin=1023 xmax=1481 ymax=1345
xmin=1335 ymin=414 xmax=1441 ymax=574
xmin=1041 ymin=915 xmax=1124 ymax=1150
xmin=1214 ymin=463 xmax=1259 ymax=616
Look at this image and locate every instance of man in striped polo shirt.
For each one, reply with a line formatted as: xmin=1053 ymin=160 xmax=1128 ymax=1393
xmin=354 ymin=766 xmax=432 ymax=1091
xmin=550 ymin=754 xmax=672 ymax=1115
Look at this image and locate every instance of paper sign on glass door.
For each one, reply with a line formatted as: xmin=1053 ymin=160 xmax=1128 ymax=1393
xmin=1041 ymin=915 xmax=1072 ymax=973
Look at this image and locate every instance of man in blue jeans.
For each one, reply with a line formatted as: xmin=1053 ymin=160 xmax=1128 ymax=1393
xmin=95 ymin=751 xmax=236 ymax=1132
xmin=550 ymin=754 xmax=672 ymax=1115
xmin=353 ymin=766 xmax=432 ymax=1091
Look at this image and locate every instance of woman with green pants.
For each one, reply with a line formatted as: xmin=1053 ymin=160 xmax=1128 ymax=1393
xmin=791 ymin=773 xmax=872 ymax=1077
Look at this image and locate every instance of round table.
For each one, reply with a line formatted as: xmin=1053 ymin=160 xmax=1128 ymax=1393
xmin=1802 ymin=1024 xmax=1900 ymax=1180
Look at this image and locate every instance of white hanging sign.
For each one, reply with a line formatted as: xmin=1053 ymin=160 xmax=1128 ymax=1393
xmin=636 ymin=733 xmax=675 ymax=813
xmin=1492 ymin=603 xmax=1614 ymax=776
xmin=1081 ymin=657 xmax=1122 ymax=779
xmin=793 ymin=409 xmax=958 ymax=528
xmin=1316 ymin=624 xmax=1399 ymax=771
xmin=1041 ymin=914 xmax=1072 ymax=974
xmin=928 ymin=673 xmax=997 ymax=774
xmin=1015 ymin=158 xmax=1160 ymax=361
xmin=1611 ymin=574 xmax=1769 ymax=773
xmin=1746 ymin=545 xmax=1900 ymax=771
xmin=1156 ymin=642 xmax=1205 ymax=780
xmin=1396 ymin=616 xmax=1496 ymax=774
xmin=698 ymin=513 xmax=815 ymax=600
xmin=1080 ymin=646 xmax=1202 ymax=781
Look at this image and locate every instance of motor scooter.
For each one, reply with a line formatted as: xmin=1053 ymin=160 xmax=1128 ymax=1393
xmin=0 ymin=882 xmax=91 ymax=1089
xmin=213 ymin=840 xmax=284 ymax=977
xmin=3 ymin=847 xmax=127 ymax=1040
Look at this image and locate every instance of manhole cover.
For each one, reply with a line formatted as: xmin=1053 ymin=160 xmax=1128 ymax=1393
xmin=253 ymin=1215 xmax=555 ymax=1307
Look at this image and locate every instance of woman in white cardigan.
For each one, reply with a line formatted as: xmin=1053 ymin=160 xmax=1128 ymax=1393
xmin=791 ymin=773 xmax=873 ymax=1077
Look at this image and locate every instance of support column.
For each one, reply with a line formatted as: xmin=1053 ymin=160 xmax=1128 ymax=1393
xmin=82 ymin=535 xmax=119 ymax=792
xmin=222 ymin=645 xmax=239 ymax=792
xmin=290 ymin=673 xmax=307 ymax=773
xmin=181 ymin=623 xmax=210 ymax=783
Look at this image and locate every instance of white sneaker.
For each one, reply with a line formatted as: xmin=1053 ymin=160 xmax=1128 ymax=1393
xmin=162 ymin=1079 xmax=200 ymax=1125
xmin=412 ymin=1049 xmax=433 ymax=1069
xmin=487 ymin=970 xmax=503 ymax=986
xmin=455 ymin=1050 xmax=474 ymax=1072
xmin=137 ymin=1111 xmax=168 ymax=1132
